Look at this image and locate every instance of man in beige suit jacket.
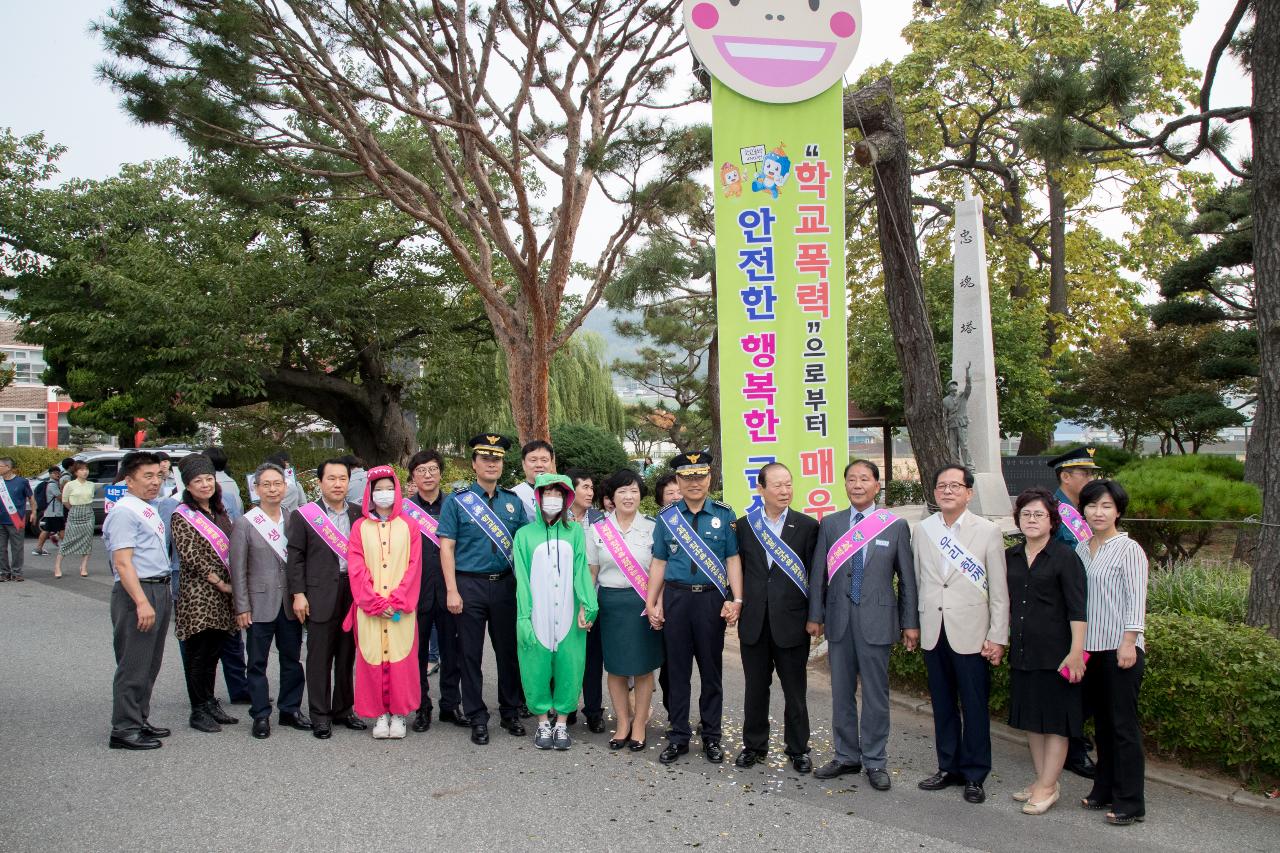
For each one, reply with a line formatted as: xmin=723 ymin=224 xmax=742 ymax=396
xmin=912 ymin=465 xmax=1009 ymax=804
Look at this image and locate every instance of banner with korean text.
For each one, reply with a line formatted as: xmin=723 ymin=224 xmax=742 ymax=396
xmin=710 ymin=78 xmax=848 ymax=519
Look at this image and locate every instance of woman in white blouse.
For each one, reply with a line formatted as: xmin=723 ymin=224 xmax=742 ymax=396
xmin=1075 ymin=479 xmax=1149 ymax=827
xmin=585 ymin=469 xmax=665 ymax=751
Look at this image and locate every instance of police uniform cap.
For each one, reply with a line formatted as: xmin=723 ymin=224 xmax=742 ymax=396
xmin=468 ymin=433 xmax=511 ymax=458
xmin=669 ymin=450 xmax=712 ymax=477
xmin=1047 ymin=445 xmax=1102 ymax=471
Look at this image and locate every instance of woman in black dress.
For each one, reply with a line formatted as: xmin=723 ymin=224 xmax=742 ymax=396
xmin=1006 ymin=487 xmax=1087 ymax=815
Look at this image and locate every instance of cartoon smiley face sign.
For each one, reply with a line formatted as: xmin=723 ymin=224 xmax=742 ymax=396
xmin=684 ymin=0 xmax=862 ymax=104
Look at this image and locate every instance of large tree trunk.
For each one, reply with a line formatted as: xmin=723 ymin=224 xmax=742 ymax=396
xmin=1248 ymin=0 xmax=1280 ymax=637
xmin=502 ymin=334 xmax=552 ymax=445
xmin=1234 ymin=393 xmax=1265 ymax=564
xmin=845 ymin=78 xmax=949 ymax=488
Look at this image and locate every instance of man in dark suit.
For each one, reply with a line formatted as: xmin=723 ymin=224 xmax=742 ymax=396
xmin=733 ymin=462 xmax=820 ymax=773
xmin=808 ymin=459 xmax=919 ymax=791
xmin=285 ymin=458 xmax=366 ymax=739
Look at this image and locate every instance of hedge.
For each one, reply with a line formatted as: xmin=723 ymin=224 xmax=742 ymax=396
xmin=0 ymin=447 xmax=71 ymax=476
xmin=887 ymin=611 xmax=1280 ymax=781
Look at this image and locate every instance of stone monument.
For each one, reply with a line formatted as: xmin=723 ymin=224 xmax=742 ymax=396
xmin=951 ymin=181 xmax=1011 ymax=517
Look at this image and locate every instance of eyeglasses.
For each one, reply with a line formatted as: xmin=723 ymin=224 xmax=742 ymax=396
xmin=1019 ymin=511 xmax=1049 ymax=521
xmin=934 ymin=482 xmax=968 ymax=493
xmin=414 ymin=466 xmax=441 ymax=476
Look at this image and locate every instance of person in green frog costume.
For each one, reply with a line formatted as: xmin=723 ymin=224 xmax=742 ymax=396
xmin=513 ymin=473 xmax=599 ymax=750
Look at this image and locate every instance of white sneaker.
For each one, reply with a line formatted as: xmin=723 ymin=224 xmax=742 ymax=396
xmin=372 ymin=714 xmax=391 ymax=739
xmin=389 ymin=715 xmax=407 ymax=739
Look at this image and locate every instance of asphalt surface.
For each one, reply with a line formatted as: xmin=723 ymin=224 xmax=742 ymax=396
xmin=1 ymin=538 xmax=1275 ymax=852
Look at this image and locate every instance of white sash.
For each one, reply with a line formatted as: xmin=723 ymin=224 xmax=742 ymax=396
xmin=920 ymin=513 xmax=988 ymax=598
xmin=245 ymin=507 xmax=288 ymax=562
xmin=115 ymin=494 xmax=168 ymax=542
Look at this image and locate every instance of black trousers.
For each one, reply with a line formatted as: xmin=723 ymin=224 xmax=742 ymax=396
xmin=184 ymin=629 xmax=228 ymax=710
xmin=740 ymin=623 xmax=810 ymax=756
xmin=923 ymin=626 xmax=992 ymax=784
xmin=580 ymin=622 xmax=603 ymax=716
xmin=661 ymin=585 xmax=725 ymax=746
xmin=417 ymin=597 xmax=461 ymax=713
xmin=305 ymin=582 xmax=356 ymax=725
xmin=1084 ymin=649 xmax=1146 ymax=814
xmin=247 ymin=605 xmax=305 ymax=721
xmin=455 ymin=572 xmax=521 ymax=725
xmin=220 ymin=629 xmax=249 ymax=700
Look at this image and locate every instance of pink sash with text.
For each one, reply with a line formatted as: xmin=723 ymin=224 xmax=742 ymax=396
xmin=297 ymin=502 xmax=350 ymax=560
xmin=826 ymin=509 xmax=900 ymax=581
xmin=174 ymin=504 xmax=230 ymax=566
xmin=593 ymin=516 xmax=650 ymax=606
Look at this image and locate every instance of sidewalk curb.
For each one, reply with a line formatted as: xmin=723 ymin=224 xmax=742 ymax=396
xmin=887 ymin=689 xmax=1280 ymax=813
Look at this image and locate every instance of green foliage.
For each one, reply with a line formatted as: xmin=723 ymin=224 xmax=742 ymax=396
xmin=1147 ymin=559 xmax=1249 ymax=624
xmin=0 ymin=447 xmax=68 ymax=477
xmin=889 ymin=611 xmax=1280 ymax=781
xmin=884 ymin=479 xmax=925 ymax=507
xmin=1143 ymin=614 xmax=1280 ymax=780
xmin=1060 ymin=320 xmax=1248 ymax=453
xmin=548 ymin=423 xmax=630 ymax=485
xmin=1116 ymin=455 xmax=1260 ymax=564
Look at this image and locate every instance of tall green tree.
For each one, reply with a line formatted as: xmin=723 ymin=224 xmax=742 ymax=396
xmin=97 ymin=0 xmax=701 ymax=444
xmin=2 ymin=144 xmax=483 ymax=462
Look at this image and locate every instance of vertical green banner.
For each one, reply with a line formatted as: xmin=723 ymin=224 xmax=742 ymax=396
xmin=712 ymin=78 xmax=849 ymax=519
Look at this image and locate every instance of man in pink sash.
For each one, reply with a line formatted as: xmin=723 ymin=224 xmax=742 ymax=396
xmin=405 ymin=449 xmax=466 ymax=732
xmin=285 ymin=458 xmax=366 ymax=739
xmin=807 ymin=459 xmax=918 ymax=791
xmin=1047 ymin=445 xmax=1102 ymax=779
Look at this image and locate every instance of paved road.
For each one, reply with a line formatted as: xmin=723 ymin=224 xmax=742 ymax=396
xmin=1 ymin=539 xmax=1275 ymax=852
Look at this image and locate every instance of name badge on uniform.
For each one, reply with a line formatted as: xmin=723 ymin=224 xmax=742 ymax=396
xmin=876 ymin=539 xmax=890 ymax=547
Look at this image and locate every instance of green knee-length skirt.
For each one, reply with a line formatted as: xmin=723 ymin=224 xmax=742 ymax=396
xmin=597 ymin=586 xmax=664 ymax=676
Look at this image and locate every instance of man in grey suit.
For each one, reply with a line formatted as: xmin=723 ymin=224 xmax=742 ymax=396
xmin=230 ymin=462 xmax=310 ymax=739
xmin=808 ymin=459 xmax=919 ymax=791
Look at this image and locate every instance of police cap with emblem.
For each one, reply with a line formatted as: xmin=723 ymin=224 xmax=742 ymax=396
xmin=1046 ymin=445 xmax=1102 ymax=472
xmin=669 ymin=450 xmax=713 ymax=477
xmin=468 ymin=433 xmax=512 ymax=459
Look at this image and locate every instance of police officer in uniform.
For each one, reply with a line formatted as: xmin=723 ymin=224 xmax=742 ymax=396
xmin=439 ymin=434 xmax=530 ymax=745
xmin=1047 ymin=445 xmax=1103 ymax=778
xmin=645 ymin=451 xmax=744 ymax=764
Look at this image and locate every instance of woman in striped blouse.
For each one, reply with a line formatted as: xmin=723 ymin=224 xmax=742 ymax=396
xmin=1075 ymin=479 xmax=1149 ymax=827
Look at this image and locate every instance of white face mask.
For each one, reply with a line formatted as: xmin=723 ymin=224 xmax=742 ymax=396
xmin=371 ymin=489 xmax=396 ymax=509
xmin=540 ymin=493 xmax=564 ymax=516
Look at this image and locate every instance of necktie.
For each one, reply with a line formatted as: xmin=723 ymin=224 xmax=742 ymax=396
xmin=850 ymin=512 xmax=865 ymax=605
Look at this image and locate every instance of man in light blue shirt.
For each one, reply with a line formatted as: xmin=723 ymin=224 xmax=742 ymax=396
xmin=103 ymin=451 xmax=172 ymax=750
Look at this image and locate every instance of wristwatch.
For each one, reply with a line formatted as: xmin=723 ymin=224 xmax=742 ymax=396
xmin=732 ymin=598 xmax=744 ymax=604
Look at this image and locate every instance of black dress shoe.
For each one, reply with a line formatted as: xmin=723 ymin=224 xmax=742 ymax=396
xmin=628 ymin=739 xmax=647 ymax=752
xmin=441 ymin=707 xmax=471 ymax=727
xmin=586 ymin=714 xmax=605 ymax=733
xmin=208 ymin=700 xmax=239 ymax=725
xmin=703 ymin=740 xmax=725 ymax=763
xmin=341 ymin=715 xmax=367 ymax=731
xmin=140 ymin=723 xmax=171 ymax=739
xmin=1105 ymin=810 xmax=1145 ymax=826
xmin=658 ymin=742 xmax=689 ymax=764
xmin=499 ymin=718 xmax=526 ymax=736
xmin=734 ymin=748 xmax=762 ymax=768
xmin=791 ymin=754 xmax=813 ymax=774
xmin=918 ymin=770 xmax=966 ymax=791
xmin=109 ymin=733 xmax=162 ymax=750
xmin=1066 ymin=754 xmax=1097 ymax=779
xmin=412 ymin=710 xmax=431 ymax=732
xmin=252 ymin=717 xmax=271 ymax=739
xmin=279 ymin=712 xmax=312 ymax=731
xmin=518 ymin=703 xmax=532 ymax=719
xmin=867 ymin=768 xmax=891 ymax=790
xmin=312 ymin=723 xmax=332 ymax=740
xmin=963 ymin=781 xmax=987 ymax=804
xmin=471 ymin=724 xmax=490 ymax=745
xmin=814 ymin=759 xmax=863 ymax=780
xmin=608 ymin=738 xmax=628 ymax=750
xmin=566 ymin=711 xmax=578 ymax=726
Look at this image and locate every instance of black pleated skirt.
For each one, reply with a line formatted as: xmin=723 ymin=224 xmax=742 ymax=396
xmin=1008 ymin=668 xmax=1084 ymax=737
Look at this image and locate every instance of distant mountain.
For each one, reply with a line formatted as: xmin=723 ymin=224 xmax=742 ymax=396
xmin=579 ymin=304 xmax=643 ymax=373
